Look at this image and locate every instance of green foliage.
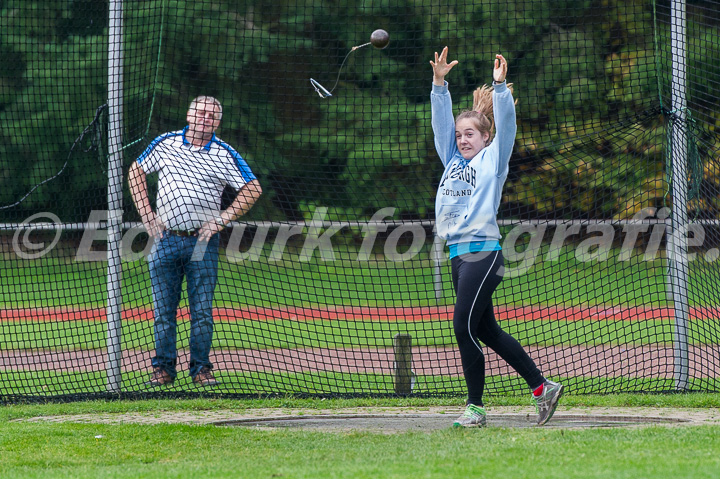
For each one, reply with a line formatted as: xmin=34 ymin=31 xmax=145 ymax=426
xmin=0 ymin=0 xmax=719 ymax=223
xmin=0 ymin=1 xmax=108 ymax=219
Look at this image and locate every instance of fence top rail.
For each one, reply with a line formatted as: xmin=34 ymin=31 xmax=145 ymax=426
xmin=2 ymin=218 xmax=719 ymax=231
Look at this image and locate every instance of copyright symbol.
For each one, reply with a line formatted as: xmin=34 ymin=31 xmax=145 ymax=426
xmin=12 ymin=212 xmax=63 ymax=259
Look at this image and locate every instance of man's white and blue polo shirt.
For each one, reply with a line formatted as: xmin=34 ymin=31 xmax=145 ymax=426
xmin=136 ymin=127 xmax=256 ymax=231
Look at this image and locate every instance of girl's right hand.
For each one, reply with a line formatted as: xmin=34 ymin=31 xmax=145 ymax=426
xmin=430 ymin=47 xmax=458 ymax=86
xmin=143 ymin=211 xmax=166 ymax=240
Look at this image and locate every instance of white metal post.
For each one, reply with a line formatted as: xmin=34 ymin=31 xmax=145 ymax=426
xmin=669 ymin=0 xmax=690 ymax=391
xmin=106 ymin=0 xmax=124 ymax=392
xmin=432 ymin=234 xmax=445 ymax=301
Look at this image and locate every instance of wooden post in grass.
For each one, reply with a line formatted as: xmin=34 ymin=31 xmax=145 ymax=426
xmin=393 ymin=333 xmax=413 ymax=395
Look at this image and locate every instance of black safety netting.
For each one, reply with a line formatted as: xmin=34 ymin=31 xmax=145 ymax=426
xmin=1 ymin=0 xmax=720 ymax=402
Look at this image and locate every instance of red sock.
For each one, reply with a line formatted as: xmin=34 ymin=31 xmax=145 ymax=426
xmin=533 ymin=384 xmax=544 ymax=397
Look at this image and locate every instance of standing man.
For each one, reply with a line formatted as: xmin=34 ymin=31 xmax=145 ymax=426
xmin=128 ymin=96 xmax=262 ymax=387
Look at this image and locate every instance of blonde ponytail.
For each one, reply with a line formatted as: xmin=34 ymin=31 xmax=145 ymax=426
xmin=455 ymin=83 xmax=516 ymax=141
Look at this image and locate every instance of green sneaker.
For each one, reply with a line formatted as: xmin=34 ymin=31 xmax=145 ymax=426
xmin=453 ymin=404 xmax=487 ymax=428
xmin=534 ymin=380 xmax=564 ymax=425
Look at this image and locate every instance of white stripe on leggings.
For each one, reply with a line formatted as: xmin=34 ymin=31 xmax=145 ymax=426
xmin=465 ymin=250 xmax=500 ymax=354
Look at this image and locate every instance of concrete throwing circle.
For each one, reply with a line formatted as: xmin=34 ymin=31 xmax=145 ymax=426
xmin=215 ymin=413 xmax=689 ymax=432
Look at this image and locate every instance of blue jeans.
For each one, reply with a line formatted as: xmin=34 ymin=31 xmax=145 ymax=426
xmin=148 ymin=232 xmax=219 ymax=379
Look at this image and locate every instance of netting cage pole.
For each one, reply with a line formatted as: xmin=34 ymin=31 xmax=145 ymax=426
xmin=668 ymin=0 xmax=690 ymax=391
xmin=106 ymin=0 xmax=124 ymax=392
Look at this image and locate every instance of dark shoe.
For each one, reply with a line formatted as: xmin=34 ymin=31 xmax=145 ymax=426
xmin=192 ymin=367 xmax=219 ymax=386
xmin=534 ymin=380 xmax=564 ymax=425
xmin=146 ymin=367 xmax=174 ymax=387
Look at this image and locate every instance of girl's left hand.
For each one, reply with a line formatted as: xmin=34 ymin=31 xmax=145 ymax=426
xmin=493 ymin=54 xmax=508 ymax=83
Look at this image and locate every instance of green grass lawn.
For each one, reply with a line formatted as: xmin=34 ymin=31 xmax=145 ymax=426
xmin=1 ymin=395 xmax=719 ymax=479
xmin=2 ymin=315 xmax=717 ymax=353
xmin=4 ymin=244 xmax=716 ymax=309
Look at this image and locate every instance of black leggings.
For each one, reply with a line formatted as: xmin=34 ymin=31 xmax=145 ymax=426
xmin=451 ymin=250 xmax=544 ymax=405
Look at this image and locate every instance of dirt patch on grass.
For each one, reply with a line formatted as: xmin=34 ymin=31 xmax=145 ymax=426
xmin=14 ymin=406 xmax=720 ymax=431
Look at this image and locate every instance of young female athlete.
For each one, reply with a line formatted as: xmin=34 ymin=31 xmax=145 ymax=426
xmin=430 ymin=47 xmax=563 ymax=427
